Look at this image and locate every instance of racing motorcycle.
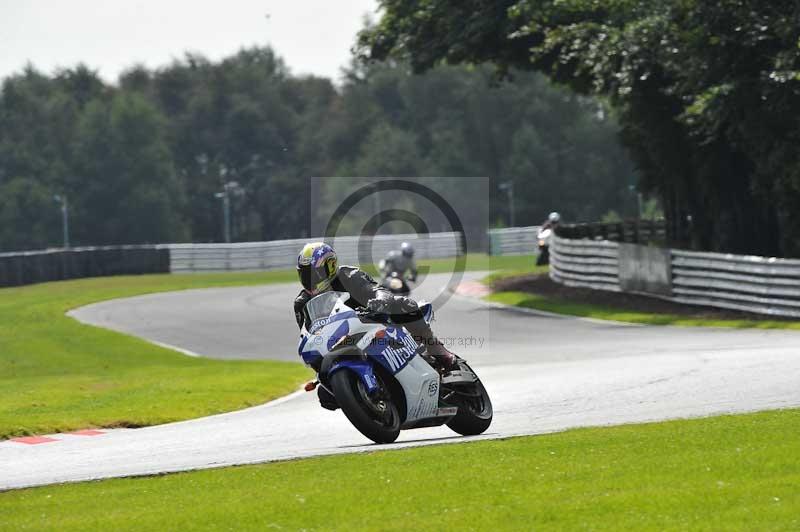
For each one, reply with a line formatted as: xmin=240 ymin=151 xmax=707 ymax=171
xmin=536 ymin=227 xmax=553 ymax=266
xmin=379 ymin=270 xmax=412 ymax=295
xmin=298 ymin=291 xmax=493 ymax=444
xmin=378 ymin=258 xmax=413 ymax=295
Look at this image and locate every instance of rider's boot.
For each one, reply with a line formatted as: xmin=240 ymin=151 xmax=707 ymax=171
xmin=404 ymin=315 xmax=460 ymax=374
xmin=426 ymin=340 xmax=458 ymax=374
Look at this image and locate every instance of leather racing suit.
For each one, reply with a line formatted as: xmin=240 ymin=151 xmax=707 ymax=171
xmin=381 ymin=250 xmax=418 ymax=281
xmin=294 ymin=265 xmax=437 ymax=353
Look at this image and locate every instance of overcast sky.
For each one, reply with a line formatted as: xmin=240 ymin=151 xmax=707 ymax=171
xmin=1 ymin=0 xmax=379 ymax=84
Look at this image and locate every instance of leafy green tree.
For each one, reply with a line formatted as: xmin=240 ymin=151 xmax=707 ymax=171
xmin=0 ymin=177 xmax=59 ymax=251
xmin=0 ymin=42 xmax=641 ymax=252
xmin=74 ymin=93 xmax=187 ymax=244
xmin=330 ymin=61 xmax=636 ymax=228
xmin=360 ymin=0 xmax=800 ymax=256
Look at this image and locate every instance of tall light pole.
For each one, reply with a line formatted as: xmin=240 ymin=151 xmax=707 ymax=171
xmin=53 ymin=194 xmax=70 ymax=248
xmin=214 ymin=181 xmax=243 ymax=243
xmin=214 ymin=189 xmax=231 ymax=243
xmin=374 ymin=184 xmax=381 ymax=230
xmin=498 ymin=181 xmax=515 ymax=228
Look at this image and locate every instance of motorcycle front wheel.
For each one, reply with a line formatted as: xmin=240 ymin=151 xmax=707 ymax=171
xmin=330 ymin=370 xmax=401 ymax=444
xmin=445 ymin=376 xmax=493 ymax=436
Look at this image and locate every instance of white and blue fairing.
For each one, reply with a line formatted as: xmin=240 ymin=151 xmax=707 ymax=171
xmin=298 ymin=292 xmax=432 ymax=372
xmin=298 ymin=291 xmax=439 ymax=424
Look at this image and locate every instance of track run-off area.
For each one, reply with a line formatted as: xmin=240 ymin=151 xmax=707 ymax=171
xmin=2 ymin=272 xmax=800 ymax=490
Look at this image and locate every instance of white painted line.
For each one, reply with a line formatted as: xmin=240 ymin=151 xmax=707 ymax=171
xmin=148 ymin=339 xmax=203 ymax=357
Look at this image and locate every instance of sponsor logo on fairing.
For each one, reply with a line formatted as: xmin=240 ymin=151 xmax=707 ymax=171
xmin=310 ymin=316 xmax=332 ymax=332
xmin=379 ymin=329 xmax=419 ymax=372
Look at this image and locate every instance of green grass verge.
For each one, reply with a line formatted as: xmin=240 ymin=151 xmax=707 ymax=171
xmin=481 ymin=265 xmax=550 ymax=285
xmin=486 ymin=290 xmax=800 ymax=329
xmin=3 ymin=408 xmax=798 ymax=530
xmin=449 ymin=253 xmax=536 ymax=272
xmin=0 ymin=271 xmax=311 ymax=439
xmin=0 ymin=254 xmax=527 ymax=439
xmin=484 ymin=268 xmax=800 ymax=330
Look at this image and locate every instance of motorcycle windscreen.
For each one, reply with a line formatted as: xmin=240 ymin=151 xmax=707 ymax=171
xmin=305 ymin=291 xmax=349 ymax=323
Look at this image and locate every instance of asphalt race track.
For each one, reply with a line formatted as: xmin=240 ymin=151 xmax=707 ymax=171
xmin=3 ymin=272 xmax=800 ymax=490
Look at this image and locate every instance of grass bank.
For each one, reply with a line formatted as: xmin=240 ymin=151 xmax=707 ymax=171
xmin=484 ymin=270 xmax=800 ymax=330
xmin=0 ymin=271 xmax=309 ymax=439
xmin=0 ymin=254 xmax=527 ymax=438
xmin=3 ymin=408 xmax=798 ymax=530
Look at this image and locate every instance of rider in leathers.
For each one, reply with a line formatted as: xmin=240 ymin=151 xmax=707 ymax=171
xmin=293 ymin=242 xmax=456 ymax=408
xmin=380 ymin=242 xmax=418 ymax=282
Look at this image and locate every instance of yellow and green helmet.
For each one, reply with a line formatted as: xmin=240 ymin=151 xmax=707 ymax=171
xmin=296 ymin=242 xmax=338 ymax=294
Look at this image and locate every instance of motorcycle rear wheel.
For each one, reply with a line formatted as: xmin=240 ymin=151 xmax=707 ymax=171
xmin=330 ymin=370 xmax=401 ymax=444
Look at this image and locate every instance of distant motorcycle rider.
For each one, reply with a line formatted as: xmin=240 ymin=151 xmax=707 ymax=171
xmin=541 ymin=211 xmax=561 ymax=231
xmin=293 ymin=242 xmax=455 ymax=375
xmin=536 ymin=212 xmax=560 ymax=266
xmin=380 ymin=242 xmax=418 ymax=281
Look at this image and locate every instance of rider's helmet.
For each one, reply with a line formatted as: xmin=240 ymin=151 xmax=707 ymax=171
xmin=297 ymin=242 xmax=338 ymax=295
xmin=548 ymin=212 xmax=561 ymax=224
xmin=400 ymin=242 xmax=414 ymax=258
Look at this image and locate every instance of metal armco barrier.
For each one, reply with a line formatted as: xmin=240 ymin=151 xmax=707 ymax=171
xmin=487 ymin=226 xmax=541 ymax=255
xmin=671 ymin=249 xmax=800 ymax=317
xmin=550 ymin=234 xmax=800 ymax=318
xmin=557 ymin=219 xmax=666 ymax=244
xmin=0 ymin=233 xmax=464 ymax=285
xmin=167 ymin=232 xmax=464 ymax=273
xmin=549 ymin=236 xmax=621 ymax=292
xmin=0 ymin=246 xmax=170 ymax=288
xmin=487 ymin=221 xmax=664 ymax=256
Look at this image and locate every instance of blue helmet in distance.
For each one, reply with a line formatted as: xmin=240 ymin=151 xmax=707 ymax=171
xmin=297 ymin=242 xmax=338 ymax=294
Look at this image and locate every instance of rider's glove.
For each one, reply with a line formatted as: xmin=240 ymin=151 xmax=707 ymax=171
xmin=368 ymin=295 xmax=420 ymax=319
xmin=367 ymin=297 xmax=390 ymax=314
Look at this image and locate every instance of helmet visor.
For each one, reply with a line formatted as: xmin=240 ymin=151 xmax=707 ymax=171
xmin=298 ymin=264 xmax=328 ymax=293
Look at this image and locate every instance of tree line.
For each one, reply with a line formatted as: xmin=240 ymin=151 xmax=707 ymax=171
xmin=0 ymin=45 xmax=638 ymax=251
xmin=360 ymin=0 xmax=800 ymax=257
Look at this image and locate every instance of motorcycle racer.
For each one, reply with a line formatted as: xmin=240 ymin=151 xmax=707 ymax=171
xmin=380 ymin=242 xmax=418 ymax=282
xmin=541 ymin=211 xmax=561 ymax=230
xmin=293 ymin=242 xmax=456 ymax=379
